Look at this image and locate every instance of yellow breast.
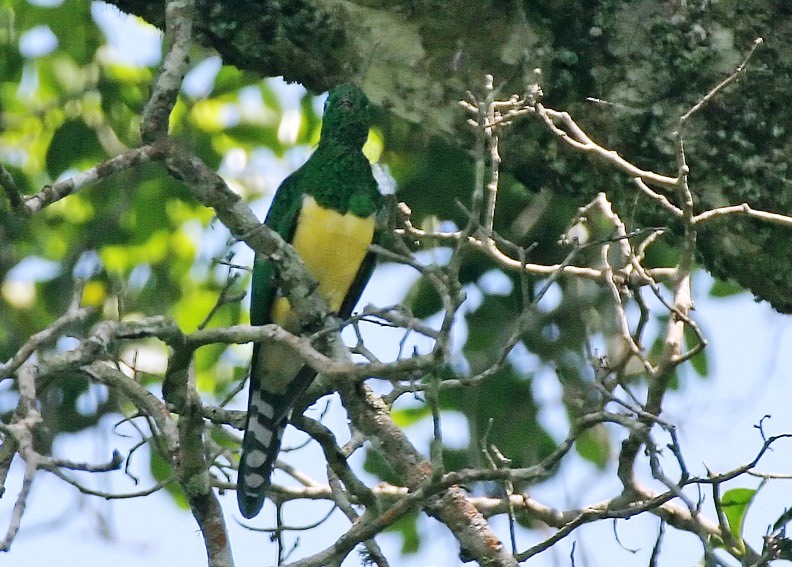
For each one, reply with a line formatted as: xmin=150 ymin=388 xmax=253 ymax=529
xmin=271 ymin=195 xmax=375 ymax=330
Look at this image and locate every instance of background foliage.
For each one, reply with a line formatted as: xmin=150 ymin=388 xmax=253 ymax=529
xmin=2 ymin=1 xmax=791 ymax=566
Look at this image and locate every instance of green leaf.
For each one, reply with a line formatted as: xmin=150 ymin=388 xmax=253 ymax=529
xmin=150 ymin=444 xmax=187 ymax=509
xmin=442 ymin=363 xmax=557 ymax=469
xmin=389 ymin=137 xmax=474 ymax=226
xmin=391 ymin=404 xmax=430 ymax=428
xmin=210 ymin=65 xmax=258 ymax=97
xmin=721 ymin=487 xmax=758 ymax=542
xmin=362 ymin=447 xmax=400 ymax=486
xmin=709 ymin=277 xmax=745 ymax=298
xmin=224 ymin=123 xmax=280 ymax=151
xmin=403 ymin=274 xmax=442 ymax=319
xmin=45 ymin=119 xmax=104 ymax=179
xmin=297 ymin=90 xmax=322 ymax=145
xmin=210 ymin=424 xmax=241 ymax=451
xmin=684 ymin=323 xmax=708 ymax=377
xmin=38 ymin=0 xmax=99 ymax=65
xmin=575 ymin=424 xmax=610 ymax=470
xmin=772 ymin=507 xmax=792 ymax=532
xmin=385 ymin=510 xmax=421 ymax=555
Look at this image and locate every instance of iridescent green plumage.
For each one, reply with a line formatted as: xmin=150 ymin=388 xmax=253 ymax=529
xmin=237 ymin=84 xmax=382 ymax=519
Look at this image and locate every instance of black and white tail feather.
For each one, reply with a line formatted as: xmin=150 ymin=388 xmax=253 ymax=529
xmin=236 ymin=363 xmax=316 ymax=519
xmin=236 ymin=387 xmax=285 ymax=519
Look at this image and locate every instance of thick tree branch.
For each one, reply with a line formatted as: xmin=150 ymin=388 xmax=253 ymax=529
xmin=336 ymin=380 xmax=519 ymax=567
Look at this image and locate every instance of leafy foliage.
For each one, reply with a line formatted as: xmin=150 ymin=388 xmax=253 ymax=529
xmin=0 ymin=0 xmax=325 ymax=468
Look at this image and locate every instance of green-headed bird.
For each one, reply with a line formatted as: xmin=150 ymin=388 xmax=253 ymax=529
xmin=237 ymin=84 xmax=383 ymax=519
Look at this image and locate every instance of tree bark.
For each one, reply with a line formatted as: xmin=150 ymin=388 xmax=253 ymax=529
xmin=107 ymin=0 xmax=792 ymax=313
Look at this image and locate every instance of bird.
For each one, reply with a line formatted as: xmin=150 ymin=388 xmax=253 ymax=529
xmin=237 ymin=83 xmax=383 ymax=519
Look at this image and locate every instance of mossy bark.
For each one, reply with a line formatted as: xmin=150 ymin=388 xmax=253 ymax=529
xmin=109 ymin=0 xmax=792 ymax=312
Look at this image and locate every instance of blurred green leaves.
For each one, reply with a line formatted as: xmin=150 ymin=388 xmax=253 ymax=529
xmin=0 ymin=1 xmax=321 ymax=472
xmin=45 ymin=119 xmax=104 ymax=178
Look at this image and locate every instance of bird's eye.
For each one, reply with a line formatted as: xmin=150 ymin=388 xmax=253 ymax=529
xmin=339 ymin=99 xmax=354 ymax=109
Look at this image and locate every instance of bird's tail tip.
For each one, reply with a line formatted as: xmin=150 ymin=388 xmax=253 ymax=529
xmin=236 ymin=487 xmax=267 ymax=519
xmin=237 ymin=383 xmax=288 ymax=518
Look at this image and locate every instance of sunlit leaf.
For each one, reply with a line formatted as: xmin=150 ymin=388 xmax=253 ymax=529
xmin=172 ymin=286 xmax=220 ymax=330
xmin=80 ymin=279 xmax=107 ymax=307
xmin=210 ymin=65 xmax=258 ymax=97
xmin=721 ymin=487 xmax=758 ymax=543
xmin=391 ymin=404 xmax=430 ymax=428
xmin=190 ymin=98 xmax=233 ymax=133
xmin=363 ymin=127 xmax=384 ymax=163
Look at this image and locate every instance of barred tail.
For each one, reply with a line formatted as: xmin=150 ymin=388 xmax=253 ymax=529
xmin=237 ymin=386 xmax=285 ymax=519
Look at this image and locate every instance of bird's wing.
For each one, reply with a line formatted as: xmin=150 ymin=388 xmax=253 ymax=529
xmin=249 ymin=171 xmax=305 ymax=328
xmin=338 ymin=226 xmax=379 ymax=319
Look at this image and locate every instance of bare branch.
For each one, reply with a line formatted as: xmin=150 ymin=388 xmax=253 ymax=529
xmin=533 ymin=103 xmax=679 ymax=190
xmin=0 ymin=458 xmax=36 ymax=552
xmin=141 ymin=0 xmax=195 ymax=142
xmin=679 ymin=37 xmax=764 ymax=127
xmin=335 ymin=379 xmax=520 ymax=566
xmin=693 ymin=202 xmax=792 ymax=227
xmin=21 ymin=145 xmax=166 ymax=215
xmin=0 ymin=306 xmax=96 ymax=379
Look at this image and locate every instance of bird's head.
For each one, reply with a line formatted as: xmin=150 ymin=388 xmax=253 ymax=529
xmin=319 ymin=83 xmax=371 ymax=149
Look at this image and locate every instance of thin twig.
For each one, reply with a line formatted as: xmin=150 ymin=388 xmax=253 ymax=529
xmin=679 ymin=38 xmax=764 ymax=126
